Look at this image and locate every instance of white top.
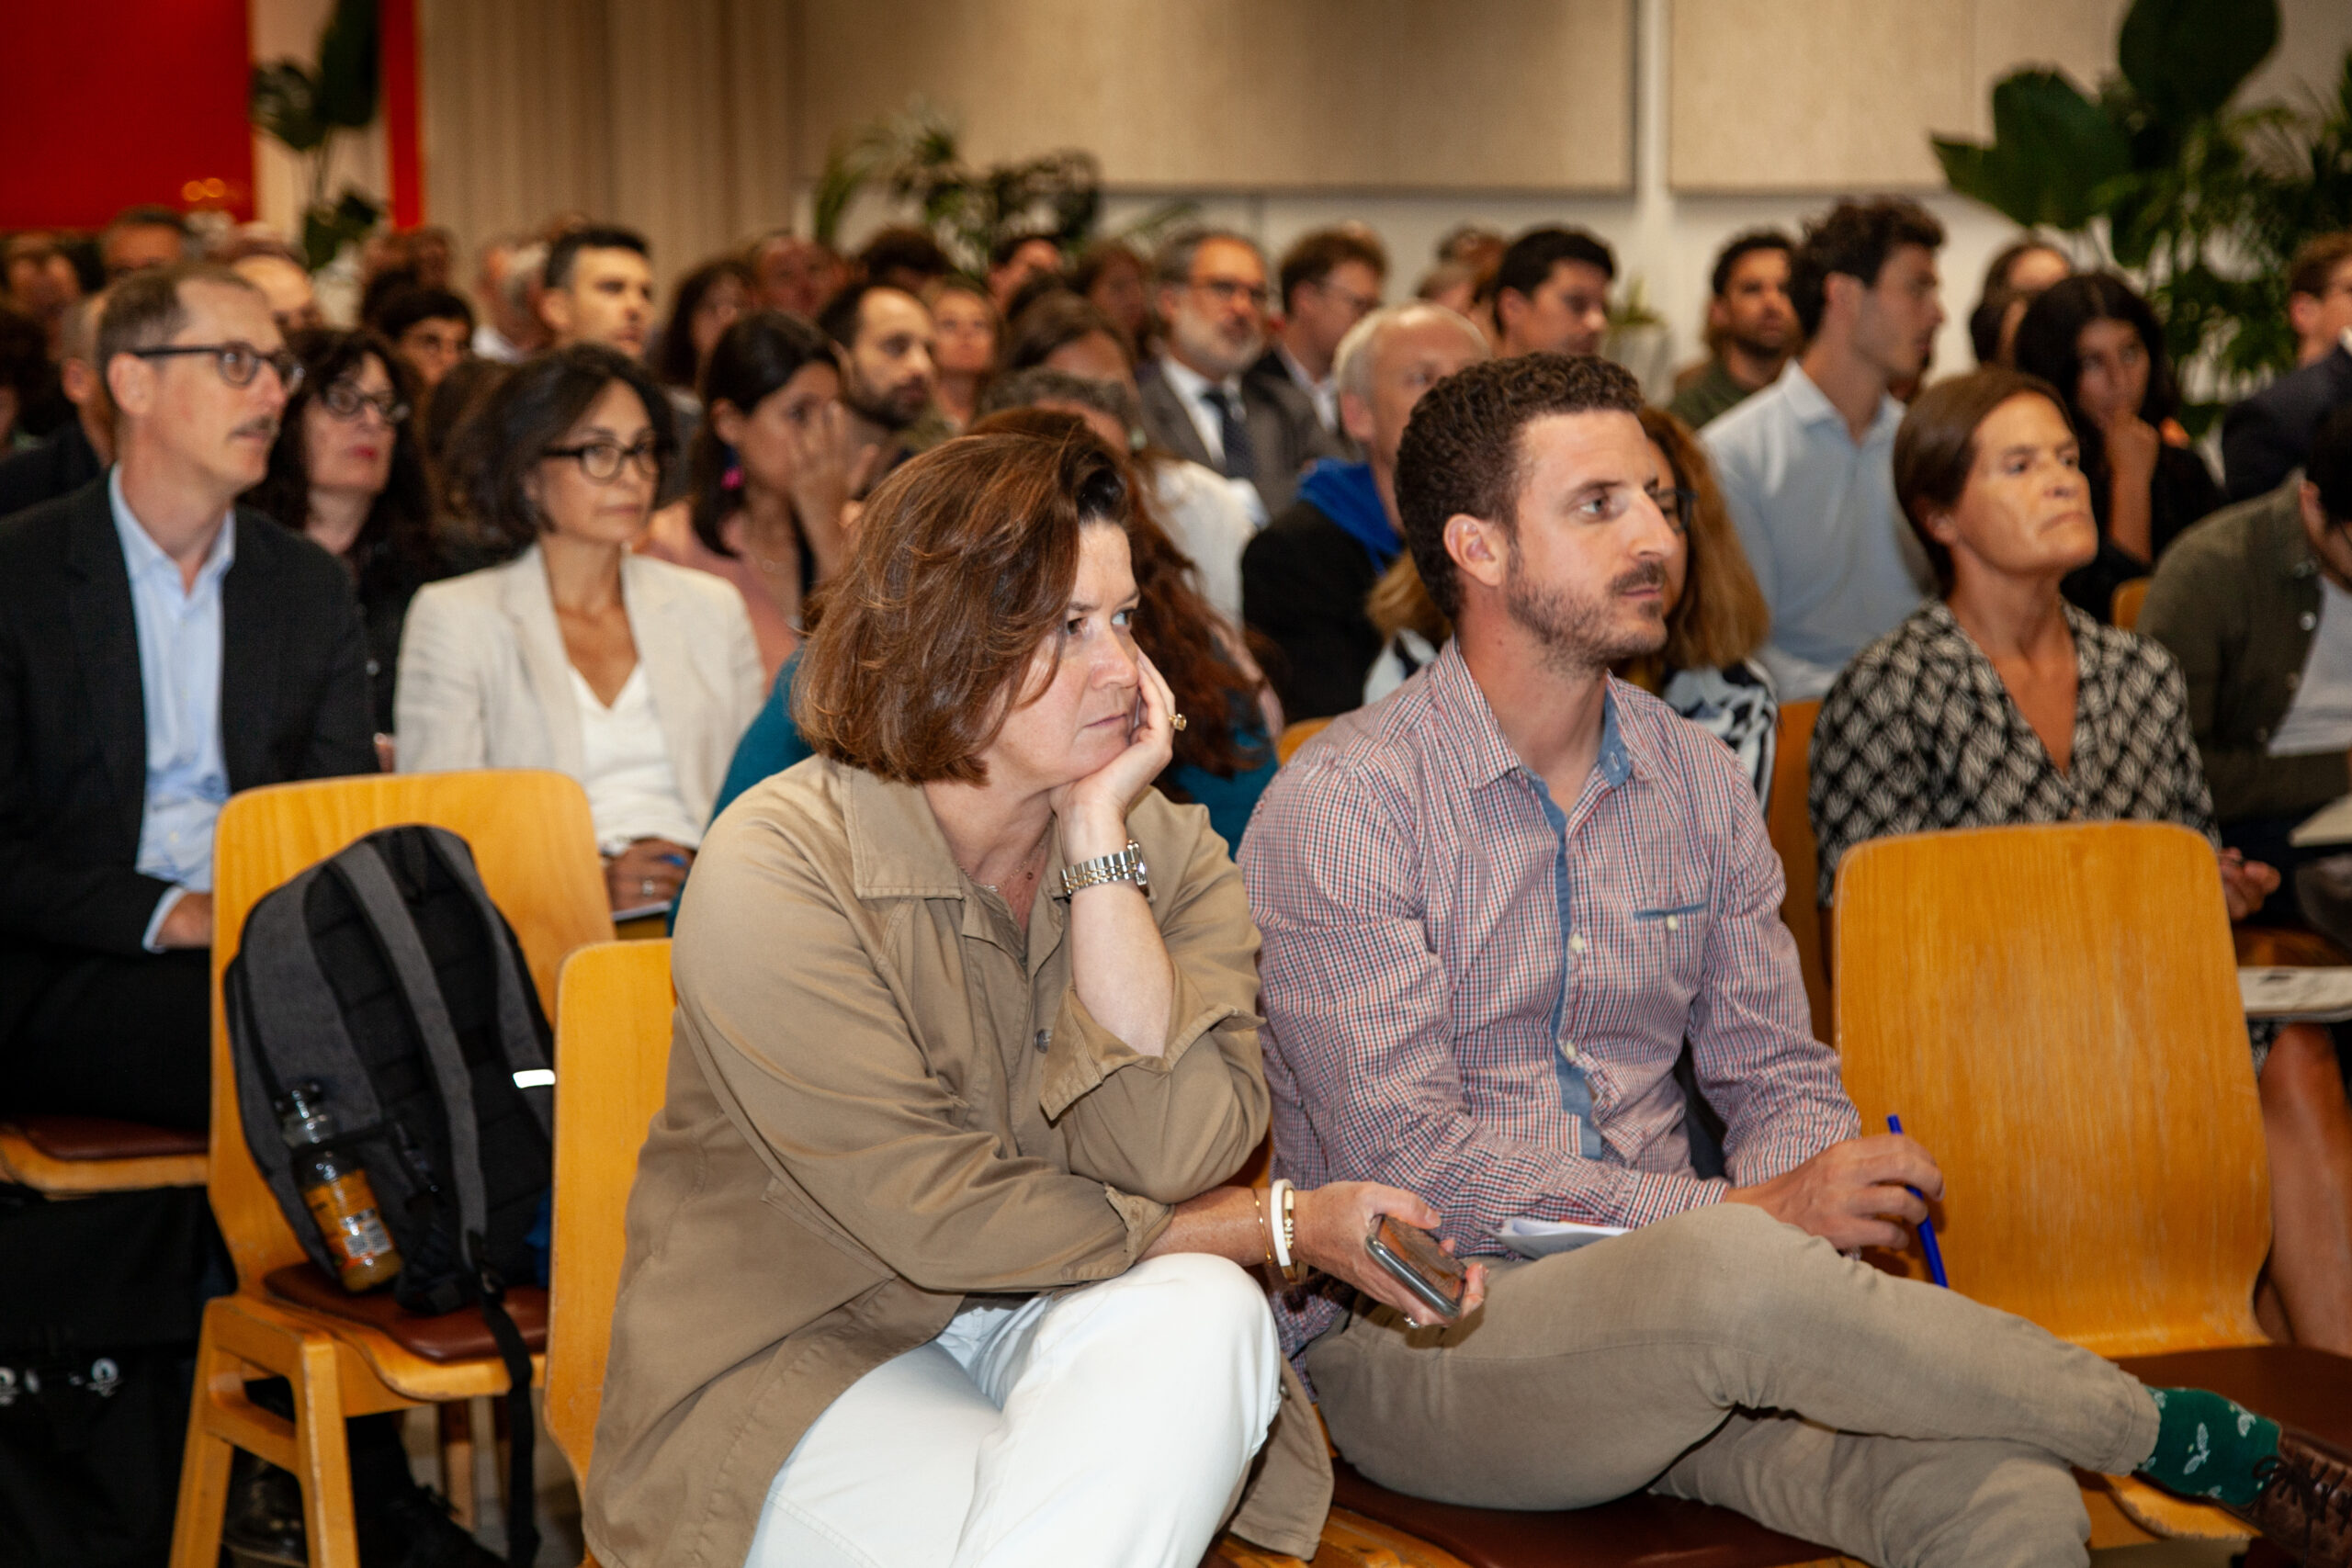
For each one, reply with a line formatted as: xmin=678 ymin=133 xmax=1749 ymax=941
xmin=571 ymin=663 xmax=704 ymax=852
xmin=1150 ymin=458 xmax=1258 ymax=622
xmin=2271 ymin=574 xmax=2352 ymax=756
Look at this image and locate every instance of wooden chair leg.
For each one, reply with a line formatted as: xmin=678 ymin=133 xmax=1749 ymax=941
xmin=165 ymin=1329 xmax=240 ymax=1568
xmin=292 ymin=1331 xmax=364 ymax=1568
xmin=440 ymin=1399 xmax=479 ymax=1529
xmin=491 ymin=1393 xmax=513 ymax=1528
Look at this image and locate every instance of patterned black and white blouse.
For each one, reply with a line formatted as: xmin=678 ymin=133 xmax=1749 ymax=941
xmin=1809 ymin=598 xmax=2215 ymax=910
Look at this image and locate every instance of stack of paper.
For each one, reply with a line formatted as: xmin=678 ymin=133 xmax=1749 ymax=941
xmin=1496 ymin=1216 xmax=1631 ymax=1259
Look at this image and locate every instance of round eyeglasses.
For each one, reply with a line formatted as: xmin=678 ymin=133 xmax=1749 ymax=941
xmin=127 ymin=341 xmax=305 ymax=393
xmin=319 ymin=382 xmax=410 ymax=424
xmin=542 ymin=435 xmax=666 ymax=483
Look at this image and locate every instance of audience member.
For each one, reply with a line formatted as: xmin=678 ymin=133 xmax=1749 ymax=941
xmin=1255 ymin=228 xmax=1387 ymax=441
xmin=0 ymin=293 xmax=110 ymax=518
xmin=924 ymin=275 xmax=1000 ymax=435
xmin=1072 ymin=237 xmax=1151 ymax=353
xmin=996 ymin=296 xmax=1261 ymax=621
xmin=1666 ymin=231 xmax=1794 ymax=431
xmin=1413 ymin=258 xmax=1480 ymax=318
xmin=590 ymin=423 xmax=1445 ymax=1568
xmin=1967 ymin=236 xmax=2073 ymax=367
xmin=1242 ymin=302 xmax=1486 ymax=718
xmin=0 ymin=306 xmax=50 ymax=452
xmin=371 ymin=284 xmax=475 ymax=394
xmin=2287 ymin=231 xmax=2352 ymax=368
xmin=396 ymin=344 xmax=762 ymax=913
xmin=651 ymin=255 xmax=753 ymax=401
xmin=243 ymin=327 xmax=454 ymax=739
xmin=1811 ymin=368 xmax=2352 ymax=1357
xmin=537 ymin=224 xmax=656 ymax=357
xmin=416 ymin=355 xmax=508 ymax=533
xmin=1240 ymin=353 xmax=2352 ymax=1563
xmin=2141 ymin=408 xmax=2352 ymax=919
xmin=987 ymin=230 xmax=1064 ymax=310
xmin=749 ymin=229 xmax=847 ymax=319
xmin=854 ymin=224 xmax=956 ymax=296
xmin=815 ymin=279 xmax=938 ymax=489
xmin=2011 ymin=272 xmax=2224 ymax=618
xmin=1490 ymin=226 xmax=1614 ymax=359
xmin=471 ymin=234 xmax=547 ymax=362
xmin=99 ymin=205 xmax=190 ymax=279
xmin=1704 ymin=197 xmax=1945 ymax=699
xmin=4 ymin=229 xmax=84 ymax=357
xmin=2227 ymin=262 xmax=2352 ymax=502
xmin=640 ymin=310 xmax=855 ymax=680
xmin=1139 ymin=227 xmax=1339 ymax=518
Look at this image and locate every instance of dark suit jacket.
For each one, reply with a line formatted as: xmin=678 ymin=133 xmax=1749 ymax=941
xmin=2222 ymin=342 xmax=2352 ymax=501
xmin=0 ymin=479 xmax=376 ymax=958
xmin=1242 ymin=494 xmax=1385 ymax=721
xmin=0 ymin=419 xmax=103 ymax=522
xmin=1245 ymin=345 xmax=1360 ymax=460
xmin=1137 ymin=355 xmax=1342 ymax=516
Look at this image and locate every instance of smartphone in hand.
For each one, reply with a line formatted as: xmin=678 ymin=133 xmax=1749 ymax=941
xmin=1364 ymin=1214 xmax=1468 ymax=1321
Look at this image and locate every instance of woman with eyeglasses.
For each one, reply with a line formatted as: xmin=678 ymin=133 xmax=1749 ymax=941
xmin=244 ymin=327 xmax=455 ymax=743
xmin=395 ymin=344 xmax=763 ymax=913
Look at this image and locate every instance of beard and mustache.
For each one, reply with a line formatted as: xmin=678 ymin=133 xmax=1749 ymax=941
xmin=1502 ymin=548 xmax=1670 ymax=676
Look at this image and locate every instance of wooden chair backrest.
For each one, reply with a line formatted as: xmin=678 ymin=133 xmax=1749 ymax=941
xmin=544 ymin=941 xmax=675 ymax=1483
xmin=207 ymin=771 xmax=613 ymax=1292
xmin=1762 ymin=699 xmax=1831 ymax=1041
xmin=2110 ymin=577 xmax=2152 ymax=631
xmin=1277 ymin=717 xmax=1335 ymax=764
xmin=1832 ymin=822 xmax=2267 ymax=1356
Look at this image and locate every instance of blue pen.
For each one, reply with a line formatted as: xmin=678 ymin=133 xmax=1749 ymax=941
xmin=1885 ymin=1114 xmax=1949 ymax=1288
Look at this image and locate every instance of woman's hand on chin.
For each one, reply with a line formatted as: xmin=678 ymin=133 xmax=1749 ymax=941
xmin=1053 ymin=650 xmax=1179 ymax=860
xmin=1293 ymin=1182 xmax=1490 ymax=1324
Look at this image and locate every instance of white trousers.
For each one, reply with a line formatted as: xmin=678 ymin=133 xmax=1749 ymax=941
xmin=743 ymin=1253 xmax=1282 ymax=1568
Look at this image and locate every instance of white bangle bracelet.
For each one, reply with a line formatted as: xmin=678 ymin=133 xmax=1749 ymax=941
xmin=1267 ymin=1178 xmax=1295 ymax=1270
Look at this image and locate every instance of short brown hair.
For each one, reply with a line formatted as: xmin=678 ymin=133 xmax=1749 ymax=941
xmin=97 ymin=264 xmax=261 ymax=382
xmin=1394 ymin=354 xmax=1645 ymax=622
xmin=1637 ymin=406 xmax=1770 ymax=670
xmin=1892 ymin=367 xmax=2072 ymax=593
xmin=1277 ymin=228 xmax=1389 ymax=312
xmin=795 ymin=427 xmax=1134 ymax=784
xmin=1789 ymin=197 xmax=1945 ymax=339
xmin=2289 ymin=231 xmax=2352 ymax=301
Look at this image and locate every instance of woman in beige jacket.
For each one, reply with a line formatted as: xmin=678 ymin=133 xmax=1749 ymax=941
xmin=394 ymin=345 xmax=763 ymax=913
xmin=586 ymin=423 xmax=1483 ymax=1568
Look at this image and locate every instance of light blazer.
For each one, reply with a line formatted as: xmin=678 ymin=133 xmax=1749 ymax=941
xmin=393 ymin=545 xmax=763 ymax=831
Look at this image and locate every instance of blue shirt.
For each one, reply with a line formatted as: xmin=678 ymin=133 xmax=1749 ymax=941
xmin=111 ymin=468 xmax=235 ymax=943
xmin=1702 ymin=360 xmax=1930 ymax=701
xmin=1522 ymin=694 xmax=1624 ymax=1161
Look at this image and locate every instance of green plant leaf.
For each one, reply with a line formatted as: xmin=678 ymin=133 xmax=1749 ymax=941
xmin=315 ymin=0 xmax=379 ymax=128
xmin=250 ymin=61 xmax=327 ymax=152
xmin=2118 ymin=0 xmax=2278 ymax=123
xmin=1934 ymin=71 xmax=2130 ymax=230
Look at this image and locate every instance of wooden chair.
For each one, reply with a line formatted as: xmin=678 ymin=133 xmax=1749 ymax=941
xmin=170 ymin=771 xmax=614 ymax=1568
xmin=1276 ymin=716 xmax=1334 ymax=764
xmin=542 ymin=940 xmax=675 ymax=1538
xmin=2110 ymin=577 xmax=2152 ymax=631
xmin=0 ymin=1114 xmax=206 ymax=1193
xmin=1763 ymin=698 xmax=1831 ymax=1040
xmin=1831 ymin=820 xmax=2352 ymax=1543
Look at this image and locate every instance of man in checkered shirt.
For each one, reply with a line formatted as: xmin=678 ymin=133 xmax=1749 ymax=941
xmin=1239 ymin=355 xmax=2349 ymax=1566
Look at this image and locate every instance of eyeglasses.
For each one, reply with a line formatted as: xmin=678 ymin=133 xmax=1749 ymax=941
xmin=319 ymin=382 xmax=410 ymax=424
xmin=1190 ymin=276 xmax=1271 ymax=310
xmin=1649 ymin=486 xmax=1699 ymax=529
xmin=127 ymin=342 xmax=305 ymax=393
xmin=542 ymin=435 xmax=666 ymax=482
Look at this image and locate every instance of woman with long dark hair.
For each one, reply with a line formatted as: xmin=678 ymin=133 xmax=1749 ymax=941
xmin=243 ymin=326 xmax=439 ymax=738
xmin=2011 ymin=271 xmax=2223 ymax=619
xmin=639 ymin=310 xmax=857 ymax=680
xmin=651 ymin=255 xmax=754 ymax=398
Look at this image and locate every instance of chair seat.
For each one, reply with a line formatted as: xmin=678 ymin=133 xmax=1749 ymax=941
xmin=1329 ymin=1457 xmax=1835 ymax=1568
xmin=16 ymin=1113 xmax=207 ymax=1160
xmin=2233 ymin=925 xmax=2352 ymax=967
xmin=265 ymin=1264 xmax=548 ymax=1363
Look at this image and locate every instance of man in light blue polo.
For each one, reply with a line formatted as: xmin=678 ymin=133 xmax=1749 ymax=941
xmin=1704 ymin=198 xmax=1946 ymax=700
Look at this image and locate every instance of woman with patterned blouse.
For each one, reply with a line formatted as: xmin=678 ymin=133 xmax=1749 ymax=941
xmin=1810 ymin=366 xmax=2352 ymax=1356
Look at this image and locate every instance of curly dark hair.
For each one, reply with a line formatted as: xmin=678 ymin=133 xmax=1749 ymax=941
xmin=242 ymin=327 xmax=435 ymax=581
xmin=1394 ymin=354 xmax=1645 ymax=622
xmin=1788 ymin=197 xmax=1945 ymax=339
xmin=445 ymin=343 xmax=676 ymax=558
xmin=970 ymin=408 xmax=1268 ymax=782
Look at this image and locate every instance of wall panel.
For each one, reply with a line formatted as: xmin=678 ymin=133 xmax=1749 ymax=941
xmin=793 ymin=0 xmax=1634 ymax=193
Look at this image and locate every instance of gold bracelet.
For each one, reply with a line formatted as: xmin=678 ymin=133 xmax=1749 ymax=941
xmin=1253 ymin=1187 xmax=1275 ymax=1270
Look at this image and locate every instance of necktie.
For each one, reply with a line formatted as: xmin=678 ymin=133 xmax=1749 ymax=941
xmin=1209 ymin=388 xmax=1255 ymax=481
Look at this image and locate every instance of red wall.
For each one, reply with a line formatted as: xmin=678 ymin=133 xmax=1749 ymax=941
xmin=0 ymin=1 xmax=256 ymax=230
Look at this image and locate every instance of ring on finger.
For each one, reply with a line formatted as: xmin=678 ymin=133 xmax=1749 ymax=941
xmin=1170 ymin=711 xmax=1188 ymax=732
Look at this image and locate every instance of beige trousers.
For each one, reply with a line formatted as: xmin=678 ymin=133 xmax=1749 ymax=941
xmin=1306 ymin=1203 xmax=2161 ymax=1568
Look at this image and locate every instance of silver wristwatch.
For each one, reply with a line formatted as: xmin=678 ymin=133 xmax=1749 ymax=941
xmin=1058 ymin=839 xmax=1149 ymax=897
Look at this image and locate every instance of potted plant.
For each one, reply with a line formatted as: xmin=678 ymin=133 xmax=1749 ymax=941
xmin=249 ymin=0 xmax=384 ymax=272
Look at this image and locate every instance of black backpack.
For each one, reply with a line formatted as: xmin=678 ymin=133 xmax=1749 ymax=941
xmin=225 ymin=824 xmax=552 ymax=1566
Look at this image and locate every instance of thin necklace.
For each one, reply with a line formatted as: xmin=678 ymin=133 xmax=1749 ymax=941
xmin=967 ymin=823 xmax=1052 ymax=893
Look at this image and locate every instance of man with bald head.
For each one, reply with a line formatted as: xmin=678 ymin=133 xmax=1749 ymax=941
xmin=1242 ymin=302 xmax=1487 ymax=717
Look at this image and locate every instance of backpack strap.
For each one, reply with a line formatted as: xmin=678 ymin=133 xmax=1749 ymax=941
xmin=413 ymin=829 xmax=556 ymax=1138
